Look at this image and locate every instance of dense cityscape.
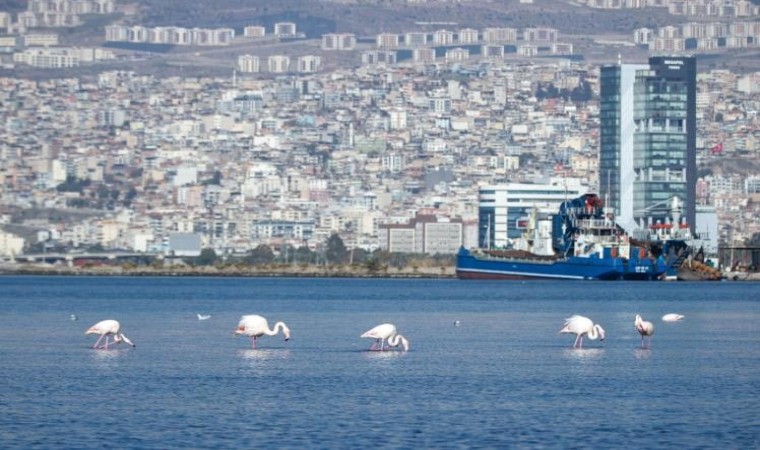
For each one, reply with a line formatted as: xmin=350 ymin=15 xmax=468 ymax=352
xmin=0 ymin=0 xmax=758 ymax=271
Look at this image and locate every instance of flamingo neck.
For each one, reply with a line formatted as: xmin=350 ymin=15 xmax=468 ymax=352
xmin=264 ymin=322 xmax=286 ymax=336
xmin=587 ymin=326 xmax=600 ymax=340
xmin=388 ymin=334 xmax=409 ymax=351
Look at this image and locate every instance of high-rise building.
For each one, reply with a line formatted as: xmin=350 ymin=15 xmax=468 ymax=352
xmin=599 ymin=56 xmax=697 ymax=232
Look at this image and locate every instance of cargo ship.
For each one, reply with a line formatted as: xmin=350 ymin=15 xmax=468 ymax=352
xmin=456 ymin=194 xmax=686 ymax=281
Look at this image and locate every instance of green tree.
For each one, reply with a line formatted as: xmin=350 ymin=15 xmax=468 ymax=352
xmin=325 ymin=233 xmax=348 ymax=265
xmin=195 ymin=248 xmax=217 ymax=266
xmin=295 ymin=245 xmax=314 ymax=264
xmin=244 ymin=245 xmax=274 ymax=265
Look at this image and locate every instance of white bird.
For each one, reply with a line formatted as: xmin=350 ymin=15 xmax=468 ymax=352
xmin=360 ymin=323 xmax=409 ymax=352
xmin=234 ymin=315 xmax=290 ymax=349
xmin=559 ymin=315 xmax=605 ymax=349
xmin=70 ymin=314 xmax=78 ymax=321
xmin=635 ymin=314 xmax=655 ymax=349
xmin=197 ymin=314 xmax=211 ymax=321
xmin=85 ymin=319 xmax=135 ymax=349
xmin=662 ymin=313 xmax=685 ymax=322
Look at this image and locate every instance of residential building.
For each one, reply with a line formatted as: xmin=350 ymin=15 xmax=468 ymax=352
xmin=379 ymin=213 xmax=463 ymax=254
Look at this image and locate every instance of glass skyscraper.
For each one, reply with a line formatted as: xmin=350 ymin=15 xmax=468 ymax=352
xmin=599 ymin=56 xmax=697 ymax=232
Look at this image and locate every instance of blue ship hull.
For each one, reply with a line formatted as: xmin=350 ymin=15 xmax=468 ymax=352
xmin=456 ymin=248 xmax=668 ymax=281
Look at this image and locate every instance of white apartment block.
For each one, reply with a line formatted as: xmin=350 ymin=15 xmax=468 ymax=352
xmin=0 ymin=231 xmax=24 ymax=258
xmin=104 ymin=25 xmax=234 ymax=46
xmin=523 ymin=27 xmax=558 ymax=43
xmin=658 ymin=25 xmax=682 ymax=38
xmin=376 ymin=33 xmax=400 ymax=49
xmin=274 ymin=22 xmax=296 ymax=37
xmin=22 ymin=33 xmax=58 ymax=46
xmin=482 ymin=27 xmax=518 ymax=44
xmin=28 ymin=0 xmax=115 ymax=14
xmin=634 ymin=27 xmax=654 ymax=44
xmin=379 ymin=214 xmax=463 ymax=254
xmin=238 ymin=54 xmax=260 ymax=73
xmin=428 ymin=97 xmax=451 ymax=114
xmin=650 ymin=37 xmax=686 ymax=53
xmin=517 ymin=44 xmax=539 ymax=57
xmin=423 ymin=221 xmax=464 ymax=255
xmin=404 ymin=32 xmax=427 ymax=47
xmin=382 ymin=153 xmax=405 ymax=173
xmin=321 ymin=33 xmax=356 ymax=50
xmin=432 ymin=29 xmax=455 ymax=46
xmin=244 ymin=26 xmax=266 ymax=38
xmin=35 ymin=12 xmax=81 ymax=27
xmin=297 ymin=55 xmax=321 ymax=73
xmin=551 ymin=43 xmax=574 ymax=55
xmin=361 ymin=50 xmax=397 ymax=65
xmin=388 ymin=109 xmax=407 ymax=130
xmin=444 ymin=47 xmax=469 ymax=62
xmin=413 ymin=48 xmax=435 ymax=63
xmin=18 ymin=11 xmax=39 ymax=29
xmin=458 ymin=28 xmax=479 ymax=44
xmin=481 ymin=45 xmax=505 ymax=59
xmin=267 ymin=55 xmax=290 ymax=73
xmin=0 ymin=12 xmax=11 ymax=30
xmin=13 ymin=47 xmax=114 ymax=68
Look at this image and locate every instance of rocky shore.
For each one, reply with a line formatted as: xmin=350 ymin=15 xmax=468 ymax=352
xmin=0 ymin=262 xmax=458 ymax=279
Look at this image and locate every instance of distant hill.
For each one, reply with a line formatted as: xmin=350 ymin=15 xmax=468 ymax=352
xmin=131 ymin=0 xmax=682 ymax=36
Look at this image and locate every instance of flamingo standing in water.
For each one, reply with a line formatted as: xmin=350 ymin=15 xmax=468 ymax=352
xmin=635 ymin=314 xmax=655 ymax=348
xmin=234 ymin=315 xmax=290 ymax=349
xmin=559 ymin=315 xmax=605 ymax=349
xmin=361 ymin=323 xmax=409 ymax=352
xmin=85 ymin=320 xmax=135 ymax=349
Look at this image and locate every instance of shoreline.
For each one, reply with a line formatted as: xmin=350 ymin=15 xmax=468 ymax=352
xmin=2 ymin=263 xmax=758 ymax=281
xmin=0 ymin=263 xmax=457 ymax=279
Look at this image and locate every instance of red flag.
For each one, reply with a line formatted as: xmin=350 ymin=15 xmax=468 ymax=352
xmin=710 ymin=143 xmax=723 ymax=154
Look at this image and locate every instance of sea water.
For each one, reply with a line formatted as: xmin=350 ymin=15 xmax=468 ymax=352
xmin=0 ymin=276 xmax=757 ymax=449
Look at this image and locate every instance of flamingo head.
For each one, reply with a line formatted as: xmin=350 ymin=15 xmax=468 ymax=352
xmin=596 ymin=325 xmax=606 ymax=341
xmin=281 ymin=324 xmax=291 ymax=341
xmin=397 ymin=335 xmax=410 ymax=352
xmin=116 ymin=333 xmax=136 ymax=347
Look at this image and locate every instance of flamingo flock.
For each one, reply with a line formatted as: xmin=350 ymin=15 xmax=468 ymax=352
xmin=83 ymin=311 xmax=685 ymax=351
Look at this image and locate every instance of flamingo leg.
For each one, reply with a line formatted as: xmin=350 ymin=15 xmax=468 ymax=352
xmin=103 ymin=336 xmax=110 ymax=349
xmin=251 ymin=336 xmax=257 ymax=349
xmin=93 ymin=334 xmax=105 ymax=349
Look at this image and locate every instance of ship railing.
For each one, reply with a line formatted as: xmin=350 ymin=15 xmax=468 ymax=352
xmin=576 ymin=219 xmax=617 ymax=230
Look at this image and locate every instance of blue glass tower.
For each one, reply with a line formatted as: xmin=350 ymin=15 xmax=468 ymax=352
xmin=599 ymin=56 xmax=697 ymax=232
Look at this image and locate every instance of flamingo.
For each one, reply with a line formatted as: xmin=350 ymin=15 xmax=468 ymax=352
xmin=662 ymin=313 xmax=684 ymax=322
xmin=360 ymin=323 xmax=409 ymax=352
xmin=197 ymin=314 xmax=211 ymax=321
xmin=559 ymin=315 xmax=605 ymax=349
xmin=85 ymin=320 xmax=135 ymax=349
xmin=234 ymin=315 xmax=290 ymax=349
xmin=635 ymin=314 xmax=655 ymax=348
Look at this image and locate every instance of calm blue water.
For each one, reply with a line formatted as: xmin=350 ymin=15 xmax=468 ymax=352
xmin=0 ymin=276 xmax=758 ymax=449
